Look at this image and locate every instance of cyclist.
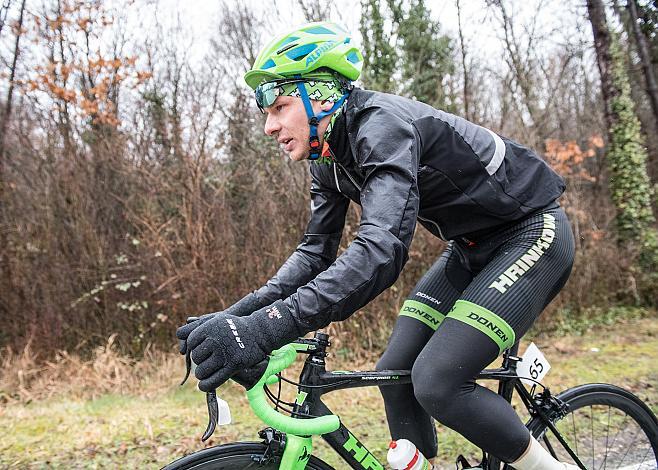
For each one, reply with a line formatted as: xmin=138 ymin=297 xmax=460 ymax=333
xmin=177 ymin=22 xmax=576 ymax=470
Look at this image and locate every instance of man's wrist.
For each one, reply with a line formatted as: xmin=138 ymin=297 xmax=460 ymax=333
xmin=224 ymin=292 xmax=264 ymax=317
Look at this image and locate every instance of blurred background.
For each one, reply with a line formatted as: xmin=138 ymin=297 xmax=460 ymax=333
xmin=1 ymin=0 xmax=657 ymax=359
xmin=1 ymin=0 xmax=657 ymax=467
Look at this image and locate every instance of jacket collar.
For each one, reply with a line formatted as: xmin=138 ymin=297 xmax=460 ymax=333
xmin=326 ymin=99 xmax=352 ymax=165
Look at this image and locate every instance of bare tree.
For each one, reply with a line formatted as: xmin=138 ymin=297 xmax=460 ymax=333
xmin=627 ymin=0 xmax=658 ymax=135
xmin=297 ymin=0 xmax=331 ymax=22
xmin=588 ymin=0 xmax=618 ymax=129
xmin=216 ymin=1 xmax=264 ymax=73
xmin=0 ymin=0 xmax=26 ymax=322
xmin=0 ymin=0 xmax=25 ymax=161
xmin=456 ymin=0 xmax=471 ymax=120
xmin=487 ymin=0 xmax=540 ymax=126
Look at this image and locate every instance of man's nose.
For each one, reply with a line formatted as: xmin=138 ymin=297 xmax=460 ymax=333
xmin=264 ymin=113 xmax=280 ymax=136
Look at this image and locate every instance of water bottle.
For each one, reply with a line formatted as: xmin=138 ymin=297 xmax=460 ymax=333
xmin=387 ymin=439 xmax=433 ymax=470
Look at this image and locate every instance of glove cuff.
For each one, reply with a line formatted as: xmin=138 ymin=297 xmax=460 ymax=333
xmin=224 ymin=292 xmax=264 ymax=317
xmin=249 ymin=300 xmax=304 ymax=352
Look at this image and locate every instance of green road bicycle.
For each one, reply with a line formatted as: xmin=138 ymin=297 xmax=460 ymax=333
xmin=163 ymin=331 xmax=658 ymax=470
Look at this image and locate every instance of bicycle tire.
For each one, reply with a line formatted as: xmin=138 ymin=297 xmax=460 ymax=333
xmin=526 ymin=383 xmax=658 ymax=469
xmin=161 ymin=441 xmax=334 ymax=470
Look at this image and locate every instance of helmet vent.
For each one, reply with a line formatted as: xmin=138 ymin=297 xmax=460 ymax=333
xmin=276 ymin=41 xmax=299 ymax=55
xmin=304 ymin=25 xmax=334 ymax=35
xmin=261 ymin=58 xmax=276 ymax=70
xmin=285 ymin=44 xmax=317 ymax=61
xmin=346 ymin=51 xmax=360 ymax=64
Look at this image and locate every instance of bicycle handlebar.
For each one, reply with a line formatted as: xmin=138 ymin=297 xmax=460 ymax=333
xmin=245 ymin=344 xmax=341 ymax=436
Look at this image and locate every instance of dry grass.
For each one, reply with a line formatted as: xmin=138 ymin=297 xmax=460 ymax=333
xmin=0 ymin=335 xmax=183 ymax=404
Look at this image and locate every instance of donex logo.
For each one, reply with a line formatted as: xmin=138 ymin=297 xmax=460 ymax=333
xmin=343 ymin=431 xmax=383 ymax=470
xmin=402 ymin=305 xmax=441 ymax=327
xmin=305 ymin=41 xmax=337 ymax=66
xmin=467 ymin=312 xmax=510 ymax=344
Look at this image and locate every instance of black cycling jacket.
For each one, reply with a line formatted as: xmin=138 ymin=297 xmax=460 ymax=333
xmin=253 ymin=88 xmax=565 ymax=331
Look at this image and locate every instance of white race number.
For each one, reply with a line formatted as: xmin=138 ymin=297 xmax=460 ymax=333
xmin=518 ymin=342 xmax=551 ymax=386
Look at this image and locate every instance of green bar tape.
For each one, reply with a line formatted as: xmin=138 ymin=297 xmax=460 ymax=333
xmin=246 ymin=345 xmax=340 ymax=436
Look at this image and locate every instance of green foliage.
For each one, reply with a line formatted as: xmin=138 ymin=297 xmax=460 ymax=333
xmin=390 ymin=0 xmax=455 ymax=108
xmin=541 ymin=305 xmax=652 ymax=337
xmin=606 ymin=34 xmax=658 ymax=280
xmin=359 ymin=0 xmax=454 ymax=108
xmin=359 ymin=0 xmax=398 ymax=93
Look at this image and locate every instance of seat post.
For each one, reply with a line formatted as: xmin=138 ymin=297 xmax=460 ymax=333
xmin=497 ymin=341 xmax=521 ymax=401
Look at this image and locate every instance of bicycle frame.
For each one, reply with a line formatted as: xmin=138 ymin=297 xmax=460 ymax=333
xmin=218 ymin=332 xmax=586 ymax=470
xmin=280 ymin=340 xmax=525 ymax=469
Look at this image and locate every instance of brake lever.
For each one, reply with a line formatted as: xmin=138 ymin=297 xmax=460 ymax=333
xmin=180 ymin=349 xmax=192 ymax=386
xmin=179 ymin=316 xmax=200 ymax=386
xmin=201 ymin=390 xmax=219 ymax=441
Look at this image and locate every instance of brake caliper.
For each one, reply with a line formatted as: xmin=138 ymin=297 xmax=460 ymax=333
xmin=255 ymin=427 xmax=286 ymax=464
xmin=533 ymin=388 xmax=569 ymax=421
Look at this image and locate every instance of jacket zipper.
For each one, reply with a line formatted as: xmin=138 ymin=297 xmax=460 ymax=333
xmin=335 ymin=161 xmax=362 ymax=191
xmin=332 ymin=163 xmax=342 ymax=193
xmin=418 ymin=215 xmax=447 ymax=241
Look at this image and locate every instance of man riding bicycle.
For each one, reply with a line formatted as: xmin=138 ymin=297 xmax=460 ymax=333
xmin=177 ymin=22 xmax=576 ymax=470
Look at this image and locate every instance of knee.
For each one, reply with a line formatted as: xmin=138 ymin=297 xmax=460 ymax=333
xmin=411 ymin=361 xmax=455 ymax=421
xmin=376 ymin=346 xmax=411 ymax=372
xmin=411 ymin=361 xmax=445 ymax=407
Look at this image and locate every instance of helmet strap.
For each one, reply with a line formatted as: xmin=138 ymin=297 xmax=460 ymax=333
xmin=295 ymin=79 xmax=348 ymax=160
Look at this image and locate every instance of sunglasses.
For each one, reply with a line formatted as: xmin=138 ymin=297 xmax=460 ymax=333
xmin=254 ymin=79 xmax=306 ymax=112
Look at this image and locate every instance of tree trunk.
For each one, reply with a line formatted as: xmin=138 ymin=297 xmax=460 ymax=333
xmin=588 ymin=0 xmax=658 ymax=287
xmin=456 ymin=0 xmax=471 ymax=120
xmin=0 ymin=0 xmax=27 ymax=320
xmin=587 ymin=0 xmax=618 ymax=131
xmin=0 ymin=0 xmax=26 ymax=160
xmin=627 ymin=0 xmax=658 ymax=135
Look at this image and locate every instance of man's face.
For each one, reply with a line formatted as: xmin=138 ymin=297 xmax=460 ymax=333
xmin=263 ymin=95 xmax=333 ymax=162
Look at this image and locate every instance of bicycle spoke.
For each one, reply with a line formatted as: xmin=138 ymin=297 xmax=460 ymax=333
xmin=591 ymin=405 xmax=595 ymax=470
xmin=601 ymin=408 xmax=630 ymax=463
xmin=616 ymin=426 xmax=643 ymax=469
xmin=572 ymin=408 xmax=579 ymax=458
xmin=550 ymin=397 xmax=657 ymax=470
xmin=638 ymin=446 xmax=653 ymax=470
xmin=598 ymin=405 xmax=610 ymax=470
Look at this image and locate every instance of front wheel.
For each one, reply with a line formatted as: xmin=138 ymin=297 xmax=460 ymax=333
xmin=527 ymin=383 xmax=658 ymax=469
xmin=162 ymin=441 xmax=334 ymax=470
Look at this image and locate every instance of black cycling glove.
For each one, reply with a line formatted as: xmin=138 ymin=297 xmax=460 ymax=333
xmin=176 ymin=292 xmax=264 ymax=354
xmin=186 ymin=300 xmax=302 ymax=392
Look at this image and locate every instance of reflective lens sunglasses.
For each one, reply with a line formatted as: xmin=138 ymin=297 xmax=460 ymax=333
xmin=254 ymin=79 xmax=305 ymax=112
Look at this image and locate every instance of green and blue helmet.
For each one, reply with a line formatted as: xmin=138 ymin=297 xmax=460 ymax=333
xmin=244 ymin=22 xmax=363 ymax=160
